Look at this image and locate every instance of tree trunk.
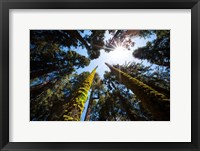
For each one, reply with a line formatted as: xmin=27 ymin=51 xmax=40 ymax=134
xmin=62 ymin=66 xmax=98 ymax=121
xmin=115 ymin=91 xmax=139 ymax=121
xmin=30 ymin=80 xmax=52 ymax=99
xmin=105 ymin=63 xmax=170 ymax=121
xmin=65 ymin=30 xmax=91 ymax=51
xmin=30 ymin=66 xmax=59 ymax=79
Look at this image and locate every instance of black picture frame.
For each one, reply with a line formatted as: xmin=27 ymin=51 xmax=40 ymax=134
xmin=0 ymin=0 xmax=199 ymax=150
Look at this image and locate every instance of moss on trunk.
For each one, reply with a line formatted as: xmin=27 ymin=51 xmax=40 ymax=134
xmin=62 ymin=66 xmax=97 ymax=121
xmin=105 ymin=63 xmax=170 ymax=121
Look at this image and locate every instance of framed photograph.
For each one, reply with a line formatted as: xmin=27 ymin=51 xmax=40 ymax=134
xmin=0 ymin=0 xmax=199 ymax=151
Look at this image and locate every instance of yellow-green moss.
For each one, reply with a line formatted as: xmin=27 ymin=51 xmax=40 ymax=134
xmin=62 ymin=66 xmax=98 ymax=121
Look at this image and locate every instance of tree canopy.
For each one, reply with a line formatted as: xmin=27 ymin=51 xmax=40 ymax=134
xmin=30 ymin=30 xmax=170 ymax=121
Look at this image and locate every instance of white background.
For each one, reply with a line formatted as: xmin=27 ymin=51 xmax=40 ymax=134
xmin=9 ymin=9 xmax=191 ymax=142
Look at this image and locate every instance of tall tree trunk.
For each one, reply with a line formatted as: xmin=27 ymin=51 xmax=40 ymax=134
xmin=30 ymin=80 xmax=54 ymax=100
xmin=84 ymin=88 xmax=94 ymax=121
xmin=110 ymin=97 xmax=117 ymax=121
xmin=62 ymin=66 xmax=98 ymax=121
xmin=30 ymin=66 xmax=59 ymax=79
xmin=64 ymin=30 xmax=91 ymax=51
xmin=110 ymin=81 xmax=138 ymax=121
xmin=30 ymin=65 xmax=73 ymax=80
xmin=31 ymin=68 xmax=73 ymax=101
xmin=105 ymin=63 xmax=170 ymax=121
xmin=30 ymin=75 xmax=70 ymax=121
xmin=115 ymin=91 xmax=138 ymax=121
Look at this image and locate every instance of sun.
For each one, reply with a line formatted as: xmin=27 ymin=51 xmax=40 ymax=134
xmin=114 ymin=46 xmax=125 ymax=52
xmin=105 ymin=46 xmax=131 ymax=64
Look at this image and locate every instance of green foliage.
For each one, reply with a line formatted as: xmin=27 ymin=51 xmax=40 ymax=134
xmin=85 ymin=30 xmax=106 ymax=59
xmin=133 ymin=30 xmax=170 ymax=67
xmin=30 ymin=48 xmax=90 ymax=80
